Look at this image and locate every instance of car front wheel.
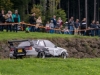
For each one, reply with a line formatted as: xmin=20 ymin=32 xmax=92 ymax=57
xmin=61 ymin=52 xmax=67 ymax=59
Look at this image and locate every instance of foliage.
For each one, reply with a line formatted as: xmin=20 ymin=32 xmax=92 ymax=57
xmin=31 ymin=7 xmax=42 ymax=18
xmin=0 ymin=58 xmax=100 ymax=75
xmin=56 ymin=9 xmax=67 ymax=22
xmin=0 ymin=0 xmax=13 ymax=11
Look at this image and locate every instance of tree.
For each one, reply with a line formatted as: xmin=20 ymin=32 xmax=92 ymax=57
xmin=0 ymin=0 xmax=13 ymax=11
xmin=94 ymin=0 xmax=96 ymax=21
xmin=85 ymin=0 xmax=88 ymax=28
xmin=56 ymin=9 xmax=66 ymax=22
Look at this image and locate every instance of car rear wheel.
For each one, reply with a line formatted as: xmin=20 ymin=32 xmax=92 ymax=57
xmin=38 ymin=52 xmax=45 ymax=58
xmin=61 ymin=52 xmax=67 ymax=59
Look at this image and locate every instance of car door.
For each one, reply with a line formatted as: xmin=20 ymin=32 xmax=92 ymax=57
xmin=43 ymin=40 xmax=59 ymax=56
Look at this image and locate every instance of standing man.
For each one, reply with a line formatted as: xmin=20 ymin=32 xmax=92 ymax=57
xmin=51 ymin=15 xmax=57 ymax=28
xmin=0 ymin=10 xmax=5 ymax=31
xmin=68 ymin=17 xmax=74 ymax=34
xmin=29 ymin=13 xmax=36 ymax=32
xmin=80 ymin=18 xmax=87 ymax=35
xmin=12 ymin=10 xmax=20 ymax=32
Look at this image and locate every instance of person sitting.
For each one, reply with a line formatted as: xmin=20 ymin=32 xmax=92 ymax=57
xmin=25 ymin=26 xmax=30 ymax=33
xmin=45 ymin=21 xmax=50 ymax=33
xmin=63 ymin=27 xmax=70 ymax=34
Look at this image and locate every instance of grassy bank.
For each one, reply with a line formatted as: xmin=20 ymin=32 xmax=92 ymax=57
xmin=0 ymin=31 xmax=99 ymax=40
xmin=0 ymin=58 xmax=100 ymax=75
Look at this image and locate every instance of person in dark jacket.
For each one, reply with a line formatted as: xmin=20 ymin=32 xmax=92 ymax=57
xmin=0 ymin=10 xmax=5 ymax=31
xmin=96 ymin=21 xmax=100 ymax=36
xmin=90 ymin=20 xmax=96 ymax=36
xmin=80 ymin=18 xmax=87 ymax=35
xmin=29 ymin=13 xmax=36 ymax=32
xmin=51 ymin=15 xmax=57 ymax=28
xmin=74 ymin=19 xmax=80 ymax=35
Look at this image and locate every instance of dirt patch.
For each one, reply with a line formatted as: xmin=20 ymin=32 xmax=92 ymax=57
xmin=0 ymin=38 xmax=100 ymax=58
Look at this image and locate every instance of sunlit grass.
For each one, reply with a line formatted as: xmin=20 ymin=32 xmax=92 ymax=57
xmin=0 ymin=31 xmax=99 ymax=41
xmin=0 ymin=58 xmax=100 ymax=75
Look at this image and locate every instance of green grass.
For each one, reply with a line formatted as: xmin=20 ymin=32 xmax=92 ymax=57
xmin=0 ymin=58 xmax=100 ymax=75
xmin=0 ymin=31 xmax=99 ymax=41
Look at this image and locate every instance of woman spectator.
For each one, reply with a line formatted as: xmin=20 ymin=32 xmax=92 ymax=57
xmin=74 ymin=19 xmax=80 ymax=35
xmin=12 ymin=10 xmax=20 ymax=32
xmin=35 ymin=16 xmax=42 ymax=32
xmin=45 ymin=21 xmax=50 ymax=33
xmin=5 ymin=10 xmax=13 ymax=32
xmin=56 ymin=17 xmax=63 ymax=34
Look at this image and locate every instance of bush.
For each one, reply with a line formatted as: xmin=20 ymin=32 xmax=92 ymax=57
xmin=56 ymin=9 xmax=67 ymax=22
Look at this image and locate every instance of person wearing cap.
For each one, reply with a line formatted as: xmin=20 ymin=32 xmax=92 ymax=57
xmin=12 ymin=10 xmax=20 ymax=32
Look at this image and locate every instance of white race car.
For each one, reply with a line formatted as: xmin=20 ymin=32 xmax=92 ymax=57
xmin=8 ymin=39 xmax=68 ymax=59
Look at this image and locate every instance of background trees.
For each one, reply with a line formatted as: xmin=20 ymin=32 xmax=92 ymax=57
xmin=0 ymin=0 xmax=100 ymax=26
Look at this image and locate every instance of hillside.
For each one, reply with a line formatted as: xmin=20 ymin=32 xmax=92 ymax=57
xmin=0 ymin=32 xmax=100 ymax=58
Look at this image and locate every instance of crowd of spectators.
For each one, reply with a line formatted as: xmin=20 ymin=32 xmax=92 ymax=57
xmin=0 ymin=10 xmax=100 ymax=36
xmin=0 ymin=9 xmax=20 ymax=32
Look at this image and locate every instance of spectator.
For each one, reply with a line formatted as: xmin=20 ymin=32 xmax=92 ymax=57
xmin=90 ymin=20 xmax=96 ymax=36
xmin=0 ymin=10 xmax=5 ymax=31
xmin=29 ymin=13 xmax=36 ymax=32
xmin=80 ymin=18 xmax=87 ymax=35
xmin=35 ymin=16 xmax=42 ymax=32
xmin=68 ymin=17 xmax=74 ymax=35
xmin=55 ymin=17 xmax=63 ymax=34
xmin=86 ymin=27 xmax=91 ymax=36
xmin=12 ymin=10 xmax=20 ymax=32
xmin=25 ymin=26 xmax=30 ymax=33
xmin=45 ymin=21 xmax=50 ymax=33
xmin=5 ymin=10 xmax=13 ymax=32
xmin=63 ymin=27 xmax=70 ymax=34
xmin=51 ymin=15 xmax=57 ymax=28
xmin=49 ymin=20 xmax=54 ymax=33
xmin=96 ymin=21 xmax=100 ymax=36
xmin=57 ymin=17 xmax=63 ymax=28
xmin=74 ymin=19 xmax=80 ymax=35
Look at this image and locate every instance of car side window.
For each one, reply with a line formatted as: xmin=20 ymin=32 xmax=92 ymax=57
xmin=38 ymin=41 xmax=45 ymax=46
xmin=44 ymin=40 xmax=55 ymax=48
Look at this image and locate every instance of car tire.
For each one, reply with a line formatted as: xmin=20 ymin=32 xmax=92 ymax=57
xmin=61 ymin=52 xmax=67 ymax=59
xmin=38 ymin=52 xmax=45 ymax=58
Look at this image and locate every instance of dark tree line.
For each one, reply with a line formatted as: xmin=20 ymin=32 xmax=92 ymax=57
xmin=1 ymin=0 xmax=100 ymax=26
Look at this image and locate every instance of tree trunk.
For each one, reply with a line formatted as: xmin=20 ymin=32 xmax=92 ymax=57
xmin=78 ymin=0 xmax=80 ymax=20
xmin=85 ymin=0 xmax=88 ymax=28
xmin=94 ymin=0 xmax=96 ymax=21
xmin=68 ymin=0 xmax=69 ymax=20
xmin=98 ymin=0 xmax=99 ymax=21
